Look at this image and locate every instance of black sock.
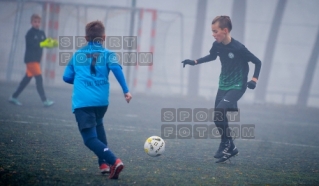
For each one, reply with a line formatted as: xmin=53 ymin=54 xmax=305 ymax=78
xmin=12 ymin=74 xmax=32 ymax=98
xmin=35 ymin=75 xmax=46 ymax=101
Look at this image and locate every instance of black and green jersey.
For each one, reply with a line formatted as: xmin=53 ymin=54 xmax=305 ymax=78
xmin=196 ymin=38 xmax=261 ymax=90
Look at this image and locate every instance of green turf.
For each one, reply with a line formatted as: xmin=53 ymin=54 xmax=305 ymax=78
xmin=1 ymin=82 xmax=319 ymax=185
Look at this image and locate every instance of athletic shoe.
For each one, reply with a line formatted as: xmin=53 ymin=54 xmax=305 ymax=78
xmin=43 ymin=100 xmax=54 ymax=107
xmin=109 ymin=159 xmax=124 ymax=179
xmin=215 ymin=141 xmax=239 ymax=163
xmin=214 ymin=140 xmax=228 ymax=158
xmin=99 ymin=163 xmax=110 ymax=174
xmin=9 ymin=96 xmax=22 ymax=106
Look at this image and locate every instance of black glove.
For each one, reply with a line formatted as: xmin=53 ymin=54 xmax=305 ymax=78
xmin=247 ymin=80 xmax=256 ymax=89
xmin=181 ymin=59 xmax=195 ymax=68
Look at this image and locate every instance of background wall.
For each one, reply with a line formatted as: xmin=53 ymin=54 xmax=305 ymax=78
xmin=0 ymin=0 xmax=318 ymax=107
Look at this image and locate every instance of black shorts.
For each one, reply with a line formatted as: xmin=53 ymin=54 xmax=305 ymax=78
xmin=215 ymin=87 xmax=247 ymax=111
xmin=74 ymin=106 xmax=108 ymax=131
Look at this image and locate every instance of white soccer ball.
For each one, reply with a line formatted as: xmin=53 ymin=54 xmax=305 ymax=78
xmin=144 ymin=136 xmax=165 ymax=157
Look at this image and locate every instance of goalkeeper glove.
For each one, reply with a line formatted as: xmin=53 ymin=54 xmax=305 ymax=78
xmin=40 ymin=38 xmax=58 ymax=48
xmin=51 ymin=39 xmax=58 ymax=47
xmin=181 ymin=59 xmax=195 ymax=68
xmin=247 ymin=80 xmax=256 ymax=89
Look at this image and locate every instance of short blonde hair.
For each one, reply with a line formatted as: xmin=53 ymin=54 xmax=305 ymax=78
xmin=31 ymin=14 xmax=41 ymax=22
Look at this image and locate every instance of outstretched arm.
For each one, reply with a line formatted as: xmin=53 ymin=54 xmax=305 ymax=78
xmin=109 ymin=64 xmax=132 ymax=103
xmin=110 ymin=64 xmax=129 ymax=93
xmin=196 ymin=42 xmax=218 ymax=64
xmin=195 ymin=54 xmax=217 ymax=64
xmin=182 ymin=43 xmax=218 ymax=67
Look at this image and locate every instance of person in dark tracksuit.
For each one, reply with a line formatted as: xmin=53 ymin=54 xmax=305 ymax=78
xmin=182 ymin=16 xmax=262 ymax=163
xmin=9 ymin=14 xmax=54 ymax=107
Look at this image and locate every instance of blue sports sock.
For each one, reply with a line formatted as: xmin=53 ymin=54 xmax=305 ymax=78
xmin=96 ymin=119 xmax=107 ymax=145
xmin=81 ymin=127 xmax=117 ymax=165
xmin=96 ymin=119 xmax=108 ymax=165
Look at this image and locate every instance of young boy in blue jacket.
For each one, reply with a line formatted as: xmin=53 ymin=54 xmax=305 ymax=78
xmin=63 ymin=20 xmax=132 ymax=179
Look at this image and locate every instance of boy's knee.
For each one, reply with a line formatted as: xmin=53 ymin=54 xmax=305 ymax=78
xmin=96 ymin=118 xmax=103 ymax=126
xmin=81 ymin=127 xmax=97 ymax=145
xmin=213 ymin=107 xmax=227 ymax=122
xmin=83 ymin=137 xmax=94 ymax=147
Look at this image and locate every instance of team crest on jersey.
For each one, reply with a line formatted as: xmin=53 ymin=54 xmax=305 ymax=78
xmin=228 ymin=52 xmax=234 ymax=59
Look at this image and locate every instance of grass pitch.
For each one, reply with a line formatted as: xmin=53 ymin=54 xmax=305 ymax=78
xmin=1 ymin=82 xmax=319 ymax=185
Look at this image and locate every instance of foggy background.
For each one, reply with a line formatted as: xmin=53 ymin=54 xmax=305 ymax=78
xmin=1 ymin=1 xmax=319 ymax=185
xmin=0 ymin=0 xmax=318 ymax=107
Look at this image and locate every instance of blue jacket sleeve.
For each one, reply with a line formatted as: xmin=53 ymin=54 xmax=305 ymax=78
xmin=63 ymin=59 xmax=75 ymax=84
xmin=109 ymin=64 xmax=129 ymax=93
xmin=63 ymin=76 xmax=74 ymax=84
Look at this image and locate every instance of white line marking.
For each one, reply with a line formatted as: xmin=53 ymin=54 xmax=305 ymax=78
xmin=240 ymin=139 xmax=319 ymax=148
xmin=0 ymin=120 xmax=49 ymax=125
xmin=125 ymin=114 xmax=138 ymax=117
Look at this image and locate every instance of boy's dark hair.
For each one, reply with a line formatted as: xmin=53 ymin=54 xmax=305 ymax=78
xmin=85 ymin=20 xmax=105 ymax=42
xmin=212 ymin=16 xmax=232 ymax=32
xmin=31 ymin=14 xmax=41 ymax=22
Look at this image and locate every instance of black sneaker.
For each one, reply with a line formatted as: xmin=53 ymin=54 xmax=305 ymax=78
xmin=215 ymin=142 xmax=239 ymax=163
xmin=214 ymin=140 xmax=227 ymax=158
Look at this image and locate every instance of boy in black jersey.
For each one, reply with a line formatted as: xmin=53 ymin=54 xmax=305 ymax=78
xmin=9 ymin=14 xmax=56 ymax=107
xmin=182 ymin=16 xmax=261 ymax=163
